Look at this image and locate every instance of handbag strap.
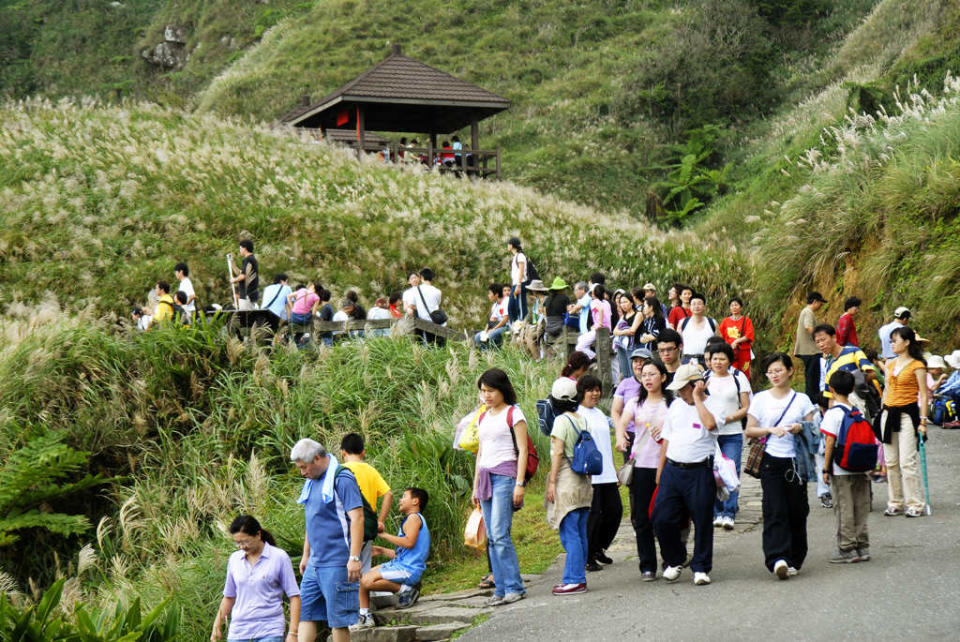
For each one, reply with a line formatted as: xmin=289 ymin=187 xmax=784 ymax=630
xmin=772 ymin=392 xmax=798 ymax=427
xmin=264 ymin=285 xmax=285 ymax=311
xmin=416 ymin=285 xmax=435 ymax=314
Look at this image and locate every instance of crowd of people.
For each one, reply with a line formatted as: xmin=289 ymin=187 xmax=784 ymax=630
xmin=126 ymin=237 xmax=960 ymax=637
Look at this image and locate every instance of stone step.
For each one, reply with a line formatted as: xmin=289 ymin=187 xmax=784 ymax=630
xmin=374 ymin=605 xmax=489 ymax=627
xmin=414 ymin=622 xmax=472 ymax=641
xmin=327 ymin=625 xmax=417 ymax=642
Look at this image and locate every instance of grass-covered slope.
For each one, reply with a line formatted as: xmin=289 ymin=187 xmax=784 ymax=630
xmin=0 ymin=98 xmax=748 ymax=322
xmin=695 ymin=0 xmax=960 ymax=348
xmin=0 ymin=314 xmax=557 ymax=637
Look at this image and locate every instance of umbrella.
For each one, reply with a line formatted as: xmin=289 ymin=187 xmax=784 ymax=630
xmin=918 ymin=435 xmax=932 ymax=515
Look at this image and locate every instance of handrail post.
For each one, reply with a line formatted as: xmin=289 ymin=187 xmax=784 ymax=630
xmin=596 ymin=327 xmax=613 ymax=396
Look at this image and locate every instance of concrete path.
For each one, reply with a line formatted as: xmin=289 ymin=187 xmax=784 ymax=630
xmin=459 ymin=429 xmax=960 ymax=641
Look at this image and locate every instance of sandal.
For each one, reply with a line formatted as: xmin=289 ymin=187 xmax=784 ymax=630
xmin=478 ymin=573 xmax=496 ymax=589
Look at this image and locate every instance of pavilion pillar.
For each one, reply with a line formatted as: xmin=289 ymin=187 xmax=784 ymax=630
xmin=356 ymin=106 xmax=366 ymax=157
xmin=429 ymin=132 xmax=437 ymax=166
xmin=470 ymin=120 xmax=479 ymax=151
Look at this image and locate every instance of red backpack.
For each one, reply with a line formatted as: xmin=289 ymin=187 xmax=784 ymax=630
xmin=833 ymin=406 xmax=880 ymax=472
xmin=479 ymin=406 xmax=539 ymax=484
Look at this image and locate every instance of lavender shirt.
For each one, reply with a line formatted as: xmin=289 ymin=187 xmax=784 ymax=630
xmin=614 ymin=376 xmax=643 ymax=433
xmin=223 ymin=541 xmax=300 ymax=639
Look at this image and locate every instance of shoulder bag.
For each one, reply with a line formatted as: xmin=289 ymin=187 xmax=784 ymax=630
xmin=417 ymin=286 xmax=448 ymax=325
xmin=743 ymin=392 xmax=796 ymax=478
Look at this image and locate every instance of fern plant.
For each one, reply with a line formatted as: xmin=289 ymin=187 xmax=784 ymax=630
xmin=0 ymin=432 xmax=111 ymax=548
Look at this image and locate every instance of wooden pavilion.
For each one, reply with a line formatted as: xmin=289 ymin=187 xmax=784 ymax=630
xmin=281 ymin=45 xmax=510 ymax=177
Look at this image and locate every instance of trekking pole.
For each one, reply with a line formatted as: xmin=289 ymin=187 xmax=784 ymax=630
xmin=918 ymin=435 xmax=932 ymax=515
xmin=226 ymin=253 xmax=239 ymax=308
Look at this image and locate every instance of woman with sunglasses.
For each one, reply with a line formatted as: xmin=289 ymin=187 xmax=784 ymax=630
xmin=212 ymin=515 xmax=301 ymax=642
xmin=745 ymin=353 xmax=818 ymax=580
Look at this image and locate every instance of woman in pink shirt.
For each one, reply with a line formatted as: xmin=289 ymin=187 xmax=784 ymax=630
xmin=287 ymin=281 xmax=321 ymax=325
xmin=575 ymin=285 xmax=612 ymax=360
xmin=616 ymin=359 xmax=672 ymax=581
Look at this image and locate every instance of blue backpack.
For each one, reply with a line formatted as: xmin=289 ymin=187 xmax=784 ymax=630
xmin=536 ymin=398 xmax=556 ymax=437
xmin=931 ymin=397 xmax=957 ymax=426
xmin=564 ymin=416 xmax=603 ymax=476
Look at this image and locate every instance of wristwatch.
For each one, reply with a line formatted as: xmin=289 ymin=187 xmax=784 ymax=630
xmin=349 ymin=555 xmax=361 ymax=562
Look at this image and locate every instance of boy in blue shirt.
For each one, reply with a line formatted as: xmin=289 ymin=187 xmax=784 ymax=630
xmin=353 ymin=488 xmax=431 ymax=629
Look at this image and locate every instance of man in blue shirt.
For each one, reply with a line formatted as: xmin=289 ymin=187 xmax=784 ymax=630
xmin=261 ymin=274 xmax=293 ymax=322
xmin=291 ymin=438 xmax=364 ymax=642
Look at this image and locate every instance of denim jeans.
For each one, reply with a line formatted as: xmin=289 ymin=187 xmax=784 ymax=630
xmin=559 ymin=507 xmax=589 ymax=585
xmin=714 ymin=434 xmax=743 ymax=518
xmin=473 ymin=325 xmax=507 ymax=349
xmin=480 ymin=474 xmax=525 ymax=597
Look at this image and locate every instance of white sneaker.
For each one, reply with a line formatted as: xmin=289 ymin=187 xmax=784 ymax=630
xmin=722 ymin=516 xmax=735 ymax=530
xmin=773 ymin=559 xmax=789 ymax=580
xmin=349 ymin=613 xmax=375 ymax=631
xmin=662 ymin=565 xmax=682 ymax=582
xmin=713 ymin=516 xmax=724 ymax=527
xmin=787 ymin=567 xmax=799 ymax=577
xmin=693 ymin=572 xmax=711 ymax=585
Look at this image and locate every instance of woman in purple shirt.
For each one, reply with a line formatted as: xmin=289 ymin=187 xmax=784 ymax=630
xmin=211 ymin=515 xmax=301 ymax=642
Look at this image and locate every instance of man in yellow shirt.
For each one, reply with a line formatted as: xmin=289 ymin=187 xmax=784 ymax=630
xmin=149 ymin=281 xmax=176 ymax=329
xmin=340 ymin=433 xmax=393 ymax=575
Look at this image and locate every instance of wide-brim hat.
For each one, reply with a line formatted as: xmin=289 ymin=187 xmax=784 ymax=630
xmin=549 ymin=277 xmax=569 ymax=290
xmin=630 ymin=348 xmax=653 ymax=361
xmin=945 ymin=350 xmax=960 ymax=369
xmin=927 ymin=354 xmax=946 ymax=370
xmin=527 ymin=279 xmax=549 ymax=293
xmin=666 ymin=363 xmax=704 ymax=392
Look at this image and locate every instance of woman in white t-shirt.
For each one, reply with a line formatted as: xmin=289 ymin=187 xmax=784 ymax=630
xmin=578 ymin=375 xmax=622 ymax=572
xmin=706 ymin=342 xmax=752 ymax=530
xmin=471 ymin=369 xmax=528 ymax=605
xmin=507 ymin=237 xmax=528 ymax=323
xmin=617 ymin=358 xmax=672 ymax=581
xmin=745 ymin=353 xmax=818 ymax=580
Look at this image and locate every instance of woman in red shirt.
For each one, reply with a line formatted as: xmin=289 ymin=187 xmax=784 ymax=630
xmin=718 ymin=297 xmax=755 ymax=376
xmin=667 ymin=284 xmax=693 ymax=329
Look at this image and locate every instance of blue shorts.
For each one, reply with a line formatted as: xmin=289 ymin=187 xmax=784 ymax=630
xmin=380 ymin=560 xmax=422 ymax=586
xmin=300 ymin=564 xmax=358 ymax=628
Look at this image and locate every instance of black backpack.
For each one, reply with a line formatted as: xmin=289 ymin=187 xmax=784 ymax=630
xmin=524 ymin=256 xmax=540 ymax=284
xmin=679 ymin=316 xmax=717 ymax=333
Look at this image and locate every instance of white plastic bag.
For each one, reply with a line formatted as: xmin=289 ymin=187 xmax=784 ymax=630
xmin=714 ymin=444 xmax=740 ymax=494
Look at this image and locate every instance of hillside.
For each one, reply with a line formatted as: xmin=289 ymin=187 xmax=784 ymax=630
xmin=2 ymin=0 xmax=882 ymax=215
xmin=694 ymin=0 xmax=960 ymax=348
xmin=0 ymin=99 xmax=748 ymax=322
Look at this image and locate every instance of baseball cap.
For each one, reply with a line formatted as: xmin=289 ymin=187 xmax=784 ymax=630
xmin=666 ymin=363 xmax=704 ymax=392
xmin=807 ymin=292 xmax=827 ymax=304
xmin=630 ymin=348 xmax=653 ymax=361
xmin=642 ymin=282 xmax=656 ymax=291
xmin=893 ymin=306 xmax=911 ymax=319
xmin=550 ymin=377 xmax=579 ymax=402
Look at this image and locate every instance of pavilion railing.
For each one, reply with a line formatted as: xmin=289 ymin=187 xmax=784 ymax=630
xmin=291 ymin=128 xmax=501 ymax=179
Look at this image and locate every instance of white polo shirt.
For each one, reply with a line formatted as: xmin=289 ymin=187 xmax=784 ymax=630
xmin=661 ymin=398 xmax=717 ymax=463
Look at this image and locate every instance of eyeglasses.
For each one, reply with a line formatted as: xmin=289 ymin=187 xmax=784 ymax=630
xmin=657 ymin=346 xmax=677 ymax=353
xmin=234 ymin=538 xmax=256 ymax=549
xmin=766 ymin=370 xmax=788 ymax=377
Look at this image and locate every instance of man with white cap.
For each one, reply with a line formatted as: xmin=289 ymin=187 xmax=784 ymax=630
xmin=652 ymin=363 xmax=718 ymax=586
xmin=878 ymin=307 xmax=911 ymax=360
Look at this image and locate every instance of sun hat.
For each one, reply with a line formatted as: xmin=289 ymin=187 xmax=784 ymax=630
xmin=630 ymin=348 xmax=653 ymax=361
xmin=527 ymin=279 xmax=549 ymax=293
xmin=550 ymin=377 xmax=579 ymax=402
xmin=893 ymin=306 xmax=911 ymax=319
xmin=666 ymin=363 xmax=705 ymax=392
xmin=548 ymin=277 xmax=569 ymax=290
xmin=944 ymin=350 xmax=960 ymax=369
xmin=643 ymin=282 xmax=656 ymax=291
xmin=927 ymin=354 xmax=947 ymax=370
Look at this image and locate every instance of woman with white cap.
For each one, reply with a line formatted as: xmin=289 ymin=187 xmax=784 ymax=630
xmin=925 ymin=354 xmax=947 ymax=397
xmin=545 ymin=377 xmax=594 ymax=595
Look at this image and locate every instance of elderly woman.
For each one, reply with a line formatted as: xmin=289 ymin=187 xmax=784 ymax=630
xmin=211 ymin=515 xmax=301 ymax=642
xmin=545 ymin=377 xmax=594 ymax=595
xmin=881 ymin=327 xmax=929 ymax=518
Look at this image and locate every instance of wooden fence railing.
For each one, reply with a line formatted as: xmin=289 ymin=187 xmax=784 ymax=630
xmin=218 ymin=310 xmax=613 ymax=395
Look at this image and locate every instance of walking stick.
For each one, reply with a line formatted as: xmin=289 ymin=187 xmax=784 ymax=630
xmin=226 ymin=253 xmax=239 ymax=308
xmin=918 ymin=435 xmax=932 ymax=515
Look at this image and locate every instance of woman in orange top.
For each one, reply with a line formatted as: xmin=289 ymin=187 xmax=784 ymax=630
xmin=880 ymin=326 xmax=928 ymax=518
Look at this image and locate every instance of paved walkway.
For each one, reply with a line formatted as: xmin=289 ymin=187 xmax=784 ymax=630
xmin=458 ymin=429 xmax=960 ymax=641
